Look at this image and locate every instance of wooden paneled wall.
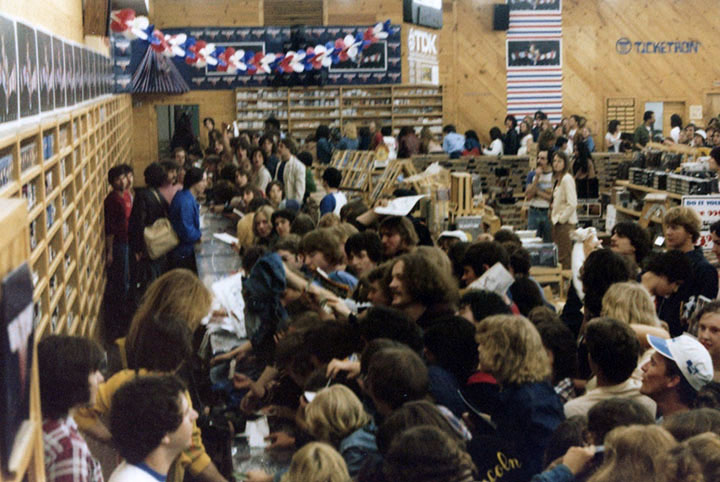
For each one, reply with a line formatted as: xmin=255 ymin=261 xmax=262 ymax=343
xmin=150 ymin=0 xmax=263 ymax=28
xmin=264 ymin=0 xmax=323 ymax=26
xmin=3 ymin=0 xmax=108 ymax=52
xmin=131 ymin=91 xmax=236 ymax=178
xmin=132 ymin=0 xmax=720 ymax=167
xmin=564 ymin=0 xmax=720 ymax=136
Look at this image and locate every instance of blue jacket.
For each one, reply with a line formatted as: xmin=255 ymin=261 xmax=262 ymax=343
xmin=244 ymin=253 xmax=288 ymax=363
xmin=427 ymin=365 xmax=466 ymax=418
xmin=492 ymin=382 xmax=565 ymax=479
xmin=169 ymin=189 xmax=201 ymax=258
xmin=531 ymin=465 xmax=575 ymax=482
xmin=317 ymin=138 xmax=334 ymax=164
xmin=339 ymin=424 xmax=378 ymax=478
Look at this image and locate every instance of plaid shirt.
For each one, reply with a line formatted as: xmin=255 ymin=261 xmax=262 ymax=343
xmin=43 ymin=416 xmax=104 ymax=482
xmin=554 ymin=377 xmax=578 ymax=404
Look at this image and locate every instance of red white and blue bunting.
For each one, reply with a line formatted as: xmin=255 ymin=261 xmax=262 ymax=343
xmin=109 ymin=9 xmax=397 ymax=75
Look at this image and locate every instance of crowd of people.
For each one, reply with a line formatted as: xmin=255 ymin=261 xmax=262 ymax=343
xmin=39 ymin=111 xmax=720 ymax=482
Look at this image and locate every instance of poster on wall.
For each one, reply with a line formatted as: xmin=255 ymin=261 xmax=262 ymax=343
xmin=16 ymin=22 xmax=38 ymax=118
xmin=73 ymin=44 xmax=82 ymax=103
xmin=65 ymin=42 xmax=75 ymax=106
xmin=90 ymin=52 xmax=97 ymax=99
xmin=116 ymin=24 xmax=402 ymax=91
xmin=52 ymin=36 xmax=65 ymax=108
xmin=0 ymin=15 xmax=19 ymax=123
xmin=406 ymin=26 xmax=439 ymax=85
xmin=111 ymin=35 xmax=132 ymax=93
xmin=37 ymin=30 xmax=54 ymax=112
xmin=508 ymin=0 xmax=561 ymax=12
xmin=84 ymin=49 xmax=91 ymax=101
xmin=507 ymin=39 xmax=561 ymax=68
xmin=682 ymin=195 xmax=720 ymax=249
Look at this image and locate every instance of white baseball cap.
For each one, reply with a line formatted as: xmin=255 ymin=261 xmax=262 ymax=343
xmin=647 ymin=334 xmax=714 ymax=391
xmin=439 ymin=230 xmax=470 ymax=242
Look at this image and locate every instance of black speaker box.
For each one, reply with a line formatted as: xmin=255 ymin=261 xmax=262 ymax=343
xmin=493 ymin=4 xmax=510 ymax=31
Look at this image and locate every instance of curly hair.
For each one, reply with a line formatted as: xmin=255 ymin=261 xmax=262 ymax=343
xmin=475 ymin=315 xmax=551 ymax=385
xmin=389 ymin=252 xmax=459 ymax=307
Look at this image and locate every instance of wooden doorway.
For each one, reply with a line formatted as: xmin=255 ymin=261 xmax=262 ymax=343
xmin=705 ymin=93 xmax=720 ymax=126
xmin=662 ymin=101 xmax=685 ymax=138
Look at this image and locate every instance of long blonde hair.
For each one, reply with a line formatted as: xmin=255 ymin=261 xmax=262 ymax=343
xmin=252 ymin=205 xmax=275 ymax=238
xmin=589 ymin=425 xmax=676 ymax=482
xmin=127 ymin=268 xmax=212 ymax=345
xmin=280 ymin=442 xmax=350 ymax=482
xmin=475 ymin=315 xmax=551 ymax=384
xmin=601 ymin=282 xmax=659 ymax=327
xmin=343 ymin=122 xmax=357 ymax=140
xmin=304 ymin=385 xmax=370 ymax=446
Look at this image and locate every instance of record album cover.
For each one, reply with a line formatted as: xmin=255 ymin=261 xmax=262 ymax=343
xmin=73 ymin=44 xmax=82 ymax=103
xmin=0 ymin=15 xmax=18 ymax=123
xmin=52 ymin=36 xmax=65 ymax=108
xmin=37 ymin=30 xmax=53 ymax=112
xmin=65 ymin=42 xmax=75 ymax=106
xmin=16 ymin=21 xmax=38 ymax=118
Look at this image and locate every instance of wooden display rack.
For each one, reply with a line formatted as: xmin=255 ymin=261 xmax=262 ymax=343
xmin=646 ymin=141 xmax=707 ymax=163
xmin=330 ymin=150 xmax=376 ymax=196
xmin=0 ymin=95 xmax=133 ymax=340
xmin=369 ymin=159 xmax=421 ymax=200
xmin=0 ymin=199 xmax=44 ymax=481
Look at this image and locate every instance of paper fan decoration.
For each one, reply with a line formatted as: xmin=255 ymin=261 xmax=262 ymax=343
xmin=131 ymin=45 xmax=190 ymax=94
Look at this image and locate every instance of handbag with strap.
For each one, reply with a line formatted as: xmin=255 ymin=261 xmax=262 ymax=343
xmin=143 ymin=189 xmax=179 ymax=260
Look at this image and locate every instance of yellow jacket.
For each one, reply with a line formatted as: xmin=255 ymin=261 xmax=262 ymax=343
xmin=75 ymin=369 xmax=211 ymax=482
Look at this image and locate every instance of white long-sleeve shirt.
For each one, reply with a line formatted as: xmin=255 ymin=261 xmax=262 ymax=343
xmin=482 ymin=138 xmax=503 ymax=156
xmin=551 ymin=173 xmax=578 ymax=225
xmin=283 ymin=155 xmax=306 ymax=203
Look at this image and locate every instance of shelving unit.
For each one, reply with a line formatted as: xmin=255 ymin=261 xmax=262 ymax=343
xmin=0 ymin=95 xmax=133 ymax=341
xmin=613 ymin=180 xmax=682 ymax=226
xmin=235 ymin=84 xmax=443 ymax=139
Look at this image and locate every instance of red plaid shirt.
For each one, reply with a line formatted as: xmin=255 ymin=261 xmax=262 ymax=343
xmin=43 ymin=416 xmax=104 ymax=482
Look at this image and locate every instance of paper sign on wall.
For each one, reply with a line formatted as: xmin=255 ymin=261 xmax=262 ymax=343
xmin=682 ymin=195 xmax=720 ymax=249
xmin=689 ymin=105 xmax=703 ymax=120
xmin=407 ymin=27 xmax=439 ymax=85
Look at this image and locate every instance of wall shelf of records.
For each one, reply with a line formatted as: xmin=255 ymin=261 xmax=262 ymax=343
xmin=235 ymin=84 xmax=443 ymax=139
xmin=0 ymin=95 xmax=132 ymax=342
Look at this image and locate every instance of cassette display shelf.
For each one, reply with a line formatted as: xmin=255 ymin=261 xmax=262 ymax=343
xmin=235 ymin=84 xmax=443 ymax=139
xmin=0 ymin=95 xmax=133 ymax=341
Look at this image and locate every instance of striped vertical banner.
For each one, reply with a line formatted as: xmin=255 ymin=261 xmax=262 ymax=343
xmin=506 ymin=2 xmax=562 ymax=124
